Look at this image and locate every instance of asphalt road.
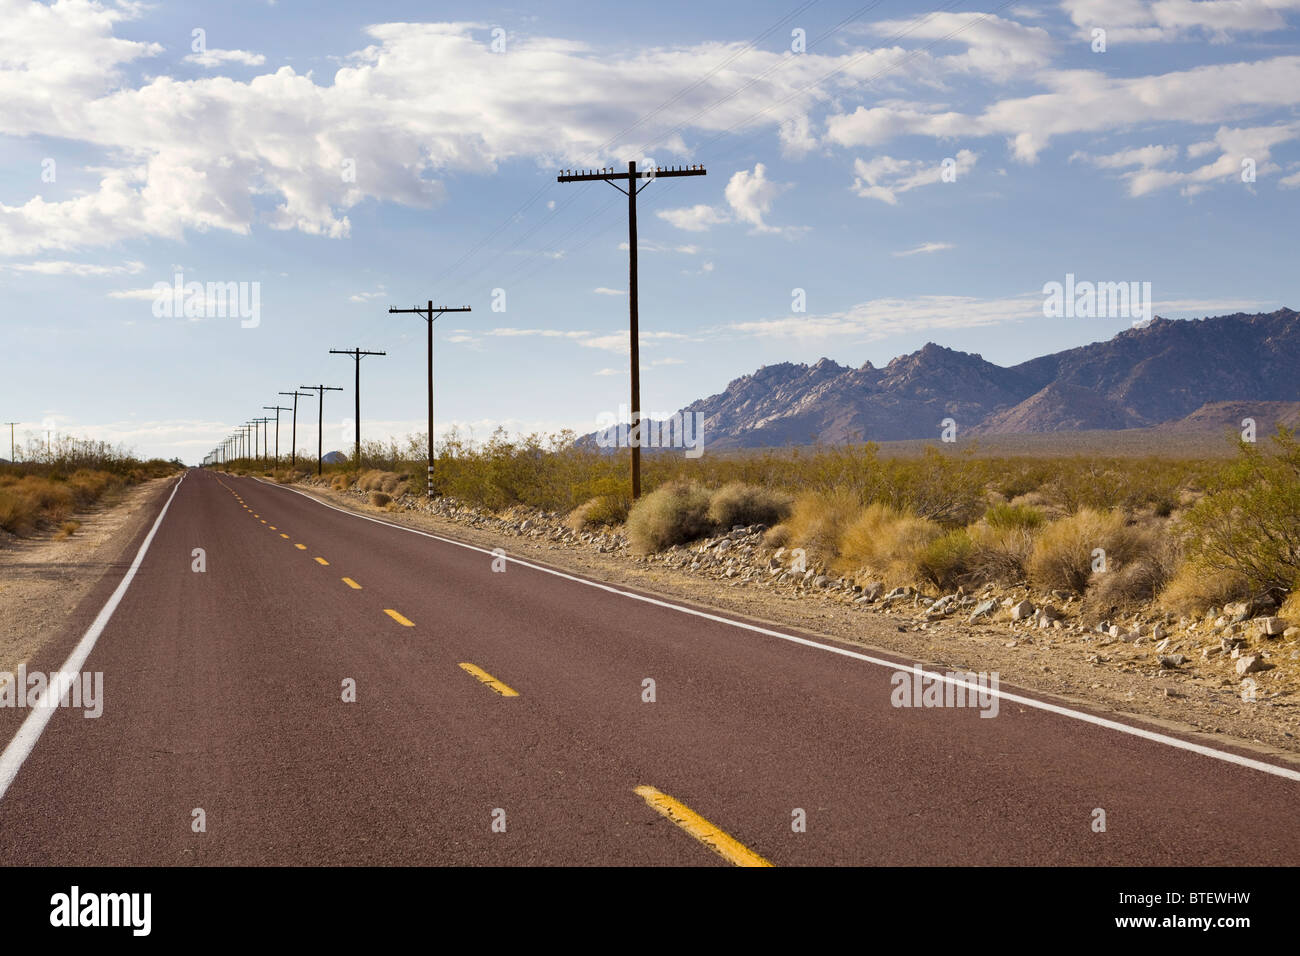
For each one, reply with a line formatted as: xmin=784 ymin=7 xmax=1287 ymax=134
xmin=0 ymin=467 xmax=1297 ymax=866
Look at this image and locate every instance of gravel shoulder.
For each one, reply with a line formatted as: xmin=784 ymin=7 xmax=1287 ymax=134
xmin=277 ymin=477 xmax=1300 ymax=767
xmin=0 ymin=476 xmax=176 ymax=676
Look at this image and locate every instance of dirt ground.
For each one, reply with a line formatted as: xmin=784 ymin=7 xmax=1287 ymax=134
xmin=284 ymin=479 xmax=1300 ymax=768
xmin=0 ymin=476 xmax=174 ymax=677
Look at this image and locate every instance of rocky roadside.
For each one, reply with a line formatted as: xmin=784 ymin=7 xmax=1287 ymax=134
xmin=296 ymin=477 xmax=1300 ymax=762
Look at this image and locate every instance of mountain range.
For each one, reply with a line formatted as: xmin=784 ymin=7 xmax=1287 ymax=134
xmin=610 ymin=308 xmax=1300 ymax=448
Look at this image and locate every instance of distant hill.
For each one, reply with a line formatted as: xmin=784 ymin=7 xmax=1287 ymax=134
xmin=321 ymin=451 xmax=348 ymax=464
xmin=584 ymin=308 xmax=1300 ymax=447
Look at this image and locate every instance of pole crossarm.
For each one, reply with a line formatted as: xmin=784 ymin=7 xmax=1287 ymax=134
xmin=556 ymin=165 xmax=707 ymax=182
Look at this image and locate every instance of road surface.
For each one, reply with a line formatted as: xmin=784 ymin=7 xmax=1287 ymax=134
xmin=1 ymin=468 xmax=1296 ymax=865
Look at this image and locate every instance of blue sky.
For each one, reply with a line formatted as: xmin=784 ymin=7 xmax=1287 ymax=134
xmin=1 ymin=0 xmax=1297 ymax=462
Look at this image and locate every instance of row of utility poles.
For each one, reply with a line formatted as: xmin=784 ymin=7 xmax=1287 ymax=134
xmin=203 ymin=160 xmax=706 ymax=501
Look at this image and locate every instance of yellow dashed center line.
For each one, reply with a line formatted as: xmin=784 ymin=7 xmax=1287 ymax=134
xmin=384 ymin=609 xmax=415 ymax=627
xmin=280 ymin=533 xmax=290 ymax=539
xmin=294 ymin=543 xmax=306 ymax=550
xmin=633 ymin=786 xmax=774 ymax=868
xmin=341 ymin=577 xmax=361 ymax=589
xmin=260 ymin=520 xmax=267 ymax=524
xmin=314 ymin=557 xmax=329 ymax=566
xmin=458 ymin=662 xmax=519 ymax=697
xmin=269 ymin=526 xmax=277 ymax=530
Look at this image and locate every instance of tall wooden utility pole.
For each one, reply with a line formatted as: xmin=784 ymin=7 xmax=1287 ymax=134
xmin=264 ymin=405 xmax=291 ymax=467
xmin=329 ymin=348 xmax=386 ymax=473
xmin=280 ymin=391 xmax=312 ymax=468
xmin=556 ymin=161 xmax=706 ymax=499
xmin=300 ymin=385 xmax=343 ymax=476
xmin=2 ymin=422 xmax=17 ymax=462
xmin=386 ymin=302 xmax=471 ymax=497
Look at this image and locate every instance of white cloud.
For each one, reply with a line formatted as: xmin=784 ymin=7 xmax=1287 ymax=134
xmin=824 ymin=56 xmax=1300 ymax=164
xmin=659 ymin=163 xmax=797 ymax=234
xmin=723 ymin=163 xmax=791 ymax=234
xmin=1062 ymin=0 xmax=1300 ymax=44
xmin=592 ymin=287 xmax=625 ymax=295
xmin=0 ymin=14 xmax=928 ymax=255
xmin=4 ymin=259 xmax=145 ymax=276
xmin=892 ymin=241 xmax=953 ymax=257
xmin=657 ymin=203 xmax=730 ymax=232
xmin=184 ymin=48 xmax=267 ymax=68
xmin=850 ymin=150 xmax=977 ymax=204
xmin=1075 ymin=125 xmax=1298 ymax=195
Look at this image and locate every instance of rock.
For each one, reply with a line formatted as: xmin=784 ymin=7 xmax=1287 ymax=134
xmin=1285 ymin=626 xmax=1300 ymax=639
xmin=861 ymin=581 xmax=884 ymax=601
xmin=1223 ymin=601 xmax=1248 ymax=616
xmin=812 ymin=575 xmax=830 ymax=588
xmin=1256 ymin=616 xmax=1287 ymax=637
xmin=1151 ymin=624 xmax=1166 ymax=642
xmin=715 ymin=538 xmax=733 ymax=553
xmin=1158 ymin=654 xmax=1186 ymax=668
xmin=1108 ymin=625 xmax=1122 ymax=639
xmin=1235 ymin=654 xmax=1270 ymax=676
xmin=1010 ymin=599 xmax=1035 ymax=622
xmin=968 ymin=598 xmax=997 ymax=623
xmin=519 ymin=519 xmax=532 ymax=531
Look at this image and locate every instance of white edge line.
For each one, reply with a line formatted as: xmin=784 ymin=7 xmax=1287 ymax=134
xmin=252 ymin=474 xmax=1300 ymax=784
xmin=0 ymin=471 xmax=187 ymax=802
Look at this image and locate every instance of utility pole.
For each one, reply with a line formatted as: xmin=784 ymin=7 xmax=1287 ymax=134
xmin=2 ymin=422 xmax=17 ymax=462
xmin=252 ymin=417 xmax=273 ymax=468
xmin=557 ymin=162 xmax=706 ymax=499
xmin=300 ymin=385 xmax=343 ymax=476
xmin=264 ymin=405 xmax=291 ymax=467
xmin=387 ymin=302 xmax=471 ymax=497
xmin=280 ymin=391 xmax=312 ymax=468
xmin=329 ymin=348 xmax=386 ymax=472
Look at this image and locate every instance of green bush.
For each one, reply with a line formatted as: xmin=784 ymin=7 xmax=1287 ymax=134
xmin=1179 ymin=426 xmax=1300 ymax=594
xmin=626 ymin=480 xmax=713 ymax=553
xmin=707 ymin=481 xmax=792 ymax=529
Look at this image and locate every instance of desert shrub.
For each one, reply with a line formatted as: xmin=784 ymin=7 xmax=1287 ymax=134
xmin=966 ymin=521 xmax=1036 ymax=585
xmin=368 ymin=491 xmax=391 ymax=507
xmin=1158 ymin=558 xmax=1251 ymax=616
xmin=566 ymin=494 xmax=629 ymax=531
xmin=984 ymin=501 xmax=1045 ymax=530
xmin=1082 ymin=531 xmax=1178 ymax=616
xmin=1179 ymin=427 xmax=1300 ymax=595
xmin=625 ymin=480 xmax=713 ymax=552
xmin=330 ymin=474 xmax=351 ymax=491
xmin=836 ymin=502 xmax=943 ymax=585
xmin=1028 ymin=508 xmax=1155 ymax=594
xmin=763 ymin=524 xmax=791 ymax=548
xmin=912 ymin=528 xmax=974 ymax=591
xmin=707 ymin=482 xmax=793 ymax=529
xmin=784 ymin=490 xmax=861 ymax=560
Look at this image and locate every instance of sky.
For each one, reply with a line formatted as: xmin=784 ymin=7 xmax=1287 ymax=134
xmin=1 ymin=0 xmax=1297 ymax=463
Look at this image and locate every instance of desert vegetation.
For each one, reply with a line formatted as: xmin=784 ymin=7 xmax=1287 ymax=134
xmin=0 ymin=438 xmax=178 ymax=538
xmin=218 ymin=423 xmax=1300 ymax=620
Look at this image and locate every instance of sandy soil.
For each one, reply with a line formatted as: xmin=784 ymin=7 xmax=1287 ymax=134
xmin=0 ymin=476 xmax=175 ymax=676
